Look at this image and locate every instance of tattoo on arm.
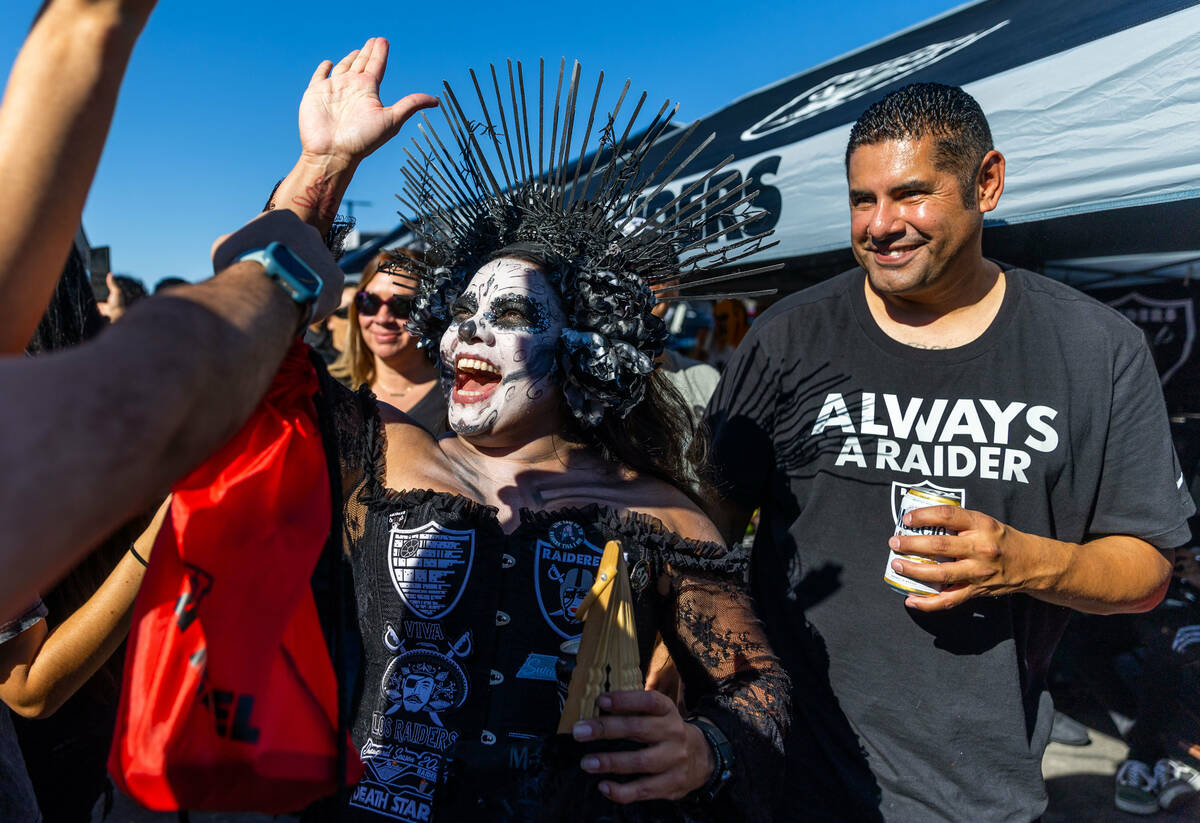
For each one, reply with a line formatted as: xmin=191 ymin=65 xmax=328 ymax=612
xmin=291 ymin=174 xmax=340 ymax=221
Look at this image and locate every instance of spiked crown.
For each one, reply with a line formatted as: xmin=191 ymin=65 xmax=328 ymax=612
xmin=398 ymin=59 xmax=779 ymax=427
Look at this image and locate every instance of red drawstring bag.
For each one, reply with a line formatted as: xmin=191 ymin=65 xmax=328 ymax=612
xmin=109 ymin=344 xmax=362 ymax=812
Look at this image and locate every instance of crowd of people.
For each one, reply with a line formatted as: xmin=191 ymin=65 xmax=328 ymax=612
xmin=0 ymin=1 xmax=1197 ymax=822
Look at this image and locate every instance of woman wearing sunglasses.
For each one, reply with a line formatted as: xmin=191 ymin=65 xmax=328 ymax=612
xmin=330 ymin=247 xmax=448 ymax=434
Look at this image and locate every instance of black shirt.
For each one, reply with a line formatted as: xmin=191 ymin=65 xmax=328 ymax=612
xmin=705 ymin=267 xmax=1194 ymax=822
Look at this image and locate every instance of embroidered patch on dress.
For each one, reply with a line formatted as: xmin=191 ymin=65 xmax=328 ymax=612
xmin=548 ymin=519 xmax=587 ymax=549
xmin=350 ymin=745 xmax=440 ymax=823
xmin=515 ymin=653 xmax=559 ymax=682
xmin=381 ymin=644 xmax=469 ymax=725
xmin=387 ymin=518 xmax=475 ymax=620
xmin=534 ymin=521 xmax=604 ymax=639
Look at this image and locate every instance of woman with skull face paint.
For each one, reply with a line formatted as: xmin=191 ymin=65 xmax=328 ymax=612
xmin=316 ymin=251 xmax=789 ymax=823
xmin=271 ymin=47 xmax=790 ymax=823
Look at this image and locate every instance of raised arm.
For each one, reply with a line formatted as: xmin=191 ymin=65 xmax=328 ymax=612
xmin=0 ymin=210 xmax=343 ymax=617
xmin=0 ymin=0 xmax=157 ymax=353
xmin=268 ymin=37 xmax=437 ymax=236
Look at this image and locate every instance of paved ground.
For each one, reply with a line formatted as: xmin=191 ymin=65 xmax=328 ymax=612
xmin=1042 ymin=729 xmax=1197 ymax=823
xmin=101 ymin=725 xmax=1199 ymax=822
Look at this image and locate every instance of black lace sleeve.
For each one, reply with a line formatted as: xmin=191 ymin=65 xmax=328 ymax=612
xmin=314 ymin=359 xmax=381 ymax=549
xmin=657 ymin=541 xmax=791 ymax=822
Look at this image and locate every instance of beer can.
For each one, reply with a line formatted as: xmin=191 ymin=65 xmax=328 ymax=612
xmin=883 ymin=486 xmax=963 ymax=596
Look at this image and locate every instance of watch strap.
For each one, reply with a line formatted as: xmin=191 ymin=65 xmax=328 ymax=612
xmin=686 ymin=715 xmax=734 ymax=803
xmin=236 ymin=243 xmax=320 ymax=329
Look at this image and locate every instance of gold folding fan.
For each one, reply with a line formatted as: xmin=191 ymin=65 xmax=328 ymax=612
xmin=557 ymin=540 xmax=642 ymax=731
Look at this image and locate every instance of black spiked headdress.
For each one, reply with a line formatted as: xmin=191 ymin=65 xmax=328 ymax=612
xmin=401 ymin=59 xmax=779 ymax=427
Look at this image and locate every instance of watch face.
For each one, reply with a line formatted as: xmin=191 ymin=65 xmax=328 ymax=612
xmin=271 ymin=243 xmax=322 ymax=296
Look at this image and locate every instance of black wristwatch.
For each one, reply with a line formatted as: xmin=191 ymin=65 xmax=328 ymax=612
xmin=236 ymin=242 xmax=324 ymax=329
xmin=686 ymin=715 xmax=734 ymax=802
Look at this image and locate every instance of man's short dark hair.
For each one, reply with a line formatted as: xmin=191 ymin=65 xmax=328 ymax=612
xmin=845 ymin=82 xmax=993 ymax=206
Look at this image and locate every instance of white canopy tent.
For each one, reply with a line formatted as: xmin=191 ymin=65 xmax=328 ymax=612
xmin=345 ymin=0 xmax=1200 ymax=292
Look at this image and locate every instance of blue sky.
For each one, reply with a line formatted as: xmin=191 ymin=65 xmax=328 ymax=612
xmin=2 ymin=0 xmax=964 ymax=285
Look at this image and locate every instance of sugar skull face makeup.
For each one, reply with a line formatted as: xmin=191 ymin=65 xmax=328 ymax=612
xmin=439 ymin=258 xmax=565 ymax=439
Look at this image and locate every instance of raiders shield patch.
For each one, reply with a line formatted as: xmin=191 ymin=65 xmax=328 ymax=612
xmin=534 ymin=520 xmax=604 ymax=639
xmin=387 ymin=518 xmax=474 ymax=620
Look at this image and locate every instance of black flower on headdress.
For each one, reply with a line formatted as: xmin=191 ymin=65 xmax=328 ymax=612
xmin=559 ymin=329 xmax=655 ymax=427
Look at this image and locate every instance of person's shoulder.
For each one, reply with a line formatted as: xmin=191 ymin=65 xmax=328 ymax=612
xmin=757 ymin=268 xmax=858 ymax=323
xmin=1009 ymin=266 xmax=1144 ymax=342
xmin=624 ymin=476 xmax=723 ymax=545
xmin=712 ymin=270 xmax=857 ymax=372
xmin=379 ymin=400 xmax=441 ymax=446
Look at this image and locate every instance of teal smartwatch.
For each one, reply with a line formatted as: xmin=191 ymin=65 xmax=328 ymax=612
xmin=235 ymin=241 xmax=324 ymax=329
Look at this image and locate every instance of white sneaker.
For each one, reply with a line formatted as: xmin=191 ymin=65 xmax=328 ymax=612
xmin=1116 ymin=759 xmax=1160 ymax=815
xmin=1156 ymin=758 xmax=1200 ymax=811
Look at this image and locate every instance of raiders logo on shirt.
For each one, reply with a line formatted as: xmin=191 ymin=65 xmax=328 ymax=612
xmin=534 ymin=520 xmax=604 ymax=639
xmin=386 ymin=518 xmax=475 ymax=620
xmin=381 ymin=645 xmax=469 ymax=722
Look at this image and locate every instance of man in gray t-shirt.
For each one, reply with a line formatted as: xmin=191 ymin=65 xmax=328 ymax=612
xmin=705 ymin=83 xmax=1193 ymax=821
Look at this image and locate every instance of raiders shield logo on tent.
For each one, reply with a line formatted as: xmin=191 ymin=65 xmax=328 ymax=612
xmin=890 ymin=479 xmax=967 ymax=528
xmin=1106 ymin=292 xmax=1196 ymax=385
xmin=387 ymin=519 xmax=475 ymax=621
xmin=534 ymin=520 xmax=605 ymax=639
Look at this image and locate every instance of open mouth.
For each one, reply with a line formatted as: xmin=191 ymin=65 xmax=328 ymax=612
xmin=871 ymin=244 xmax=921 ymax=265
xmin=452 ymin=355 xmax=503 ymax=404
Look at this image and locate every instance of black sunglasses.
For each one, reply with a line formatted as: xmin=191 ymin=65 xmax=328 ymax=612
xmin=355 ymin=291 xmax=413 ymax=318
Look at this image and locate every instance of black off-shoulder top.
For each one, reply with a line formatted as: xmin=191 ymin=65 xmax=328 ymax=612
xmin=322 ymin=379 xmax=789 ymax=823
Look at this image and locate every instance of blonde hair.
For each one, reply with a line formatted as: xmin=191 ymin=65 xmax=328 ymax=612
xmin=329 ymin=247 xmax=424 ymax=389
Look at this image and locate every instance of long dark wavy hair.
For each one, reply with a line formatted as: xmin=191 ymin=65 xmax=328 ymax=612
xmin=25 ymin=245 xmax=105 ymax=355
xmin=487 ymin=245 xmax=712 ymax=508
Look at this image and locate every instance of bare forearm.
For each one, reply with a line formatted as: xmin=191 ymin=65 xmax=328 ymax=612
xmin=11 ymin=552 xmax=140 ymax=718
xmin=0 ymin=0 xmax=155 ymax=353
xmin=9 ymin=497 xmax=167 ymax=718
xmin=0 ymin=263 xmax=299 ymax=612
xmin=269 ymin=153 xmax=359 ymax=237
xmin=1029 ymin=533 xmax=1173 ymax=614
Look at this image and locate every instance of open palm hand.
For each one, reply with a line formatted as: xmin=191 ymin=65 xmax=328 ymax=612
xmin=299 ymin=37 xmax=437 ymax=164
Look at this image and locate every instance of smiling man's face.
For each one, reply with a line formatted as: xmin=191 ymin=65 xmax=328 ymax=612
xmin=439 ymin=258 xmax=565 ymax=440
xmin=847 ymin=136 xmax=984 ymax=299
